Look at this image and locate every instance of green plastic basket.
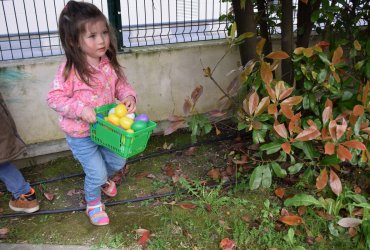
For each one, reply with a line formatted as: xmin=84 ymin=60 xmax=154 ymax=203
xmin=90 ymin=103 xmax=157 ymax=158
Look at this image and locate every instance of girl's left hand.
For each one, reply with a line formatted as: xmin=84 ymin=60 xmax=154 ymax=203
xmin=122 ymin=96 xmax=136 ymax=113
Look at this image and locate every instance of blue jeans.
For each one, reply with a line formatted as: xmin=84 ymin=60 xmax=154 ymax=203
xmin=66 ymin=136 xmax=126 ymax=203
xmin=0 ymin=162 xmax=31 ymax=198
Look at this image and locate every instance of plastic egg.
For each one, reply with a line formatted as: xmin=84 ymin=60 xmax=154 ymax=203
xmin=126 ymin=113 xmax=136 ymax=120
xmin=119 ymin=116 xmax=134 ymax=130
xmin=108 ymin=113 xmax=120 ymax=126
xmin=131 ymin=120 xmax=148 ymax=131
xmin=115 ymin=103 xmax=127 ymax=118
xmin=134 ymin=114 xmax=149 ymax=123
xmin=108 ymin=108 xmax=116 ymax=115
xmin=97 ymin=114 xmax=104 ymax=120
xmin=126 ymin=129 xmax=134 ymax=133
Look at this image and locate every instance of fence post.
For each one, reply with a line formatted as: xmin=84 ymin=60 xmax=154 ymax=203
xmin=107 ymin=0 xmax=124 ymax=51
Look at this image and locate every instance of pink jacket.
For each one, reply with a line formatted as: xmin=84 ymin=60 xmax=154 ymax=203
xmin=47 ymin=56 xmax=137 ymax=137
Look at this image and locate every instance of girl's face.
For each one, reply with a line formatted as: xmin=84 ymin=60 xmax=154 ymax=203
xmin=79 ymin=19 xmax=110 ymax=66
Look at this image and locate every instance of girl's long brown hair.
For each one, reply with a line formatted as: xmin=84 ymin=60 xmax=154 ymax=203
xmin=58 ymin=1 xmax=124 ymax=85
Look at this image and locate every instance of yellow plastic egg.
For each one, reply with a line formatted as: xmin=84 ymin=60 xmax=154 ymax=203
xmin=108 ymin=113 xmax=120 ymax=126
xmin=119 ymin=116 xmax=134 ymax=130
xmin=126 ymin=129 xmax=134 ymax=133
xmin=115 ymin=103 xmax=127 ymax=118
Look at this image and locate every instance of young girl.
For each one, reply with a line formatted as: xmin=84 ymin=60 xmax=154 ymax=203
xmin=47 ymin=1 xmax=136 ymax=226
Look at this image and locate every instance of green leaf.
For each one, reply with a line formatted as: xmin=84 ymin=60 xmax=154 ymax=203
xmin=311 ymin=10 xmax=320 ymax=22
xmin=284 ymin=194 xmax=323 ymax=207
xmin=317 ymin=69 xmax=327 ymax=83
xmin=271 ymin=162 xmax=287 ymax=178
xmin=292 ymin=141 xmax=318 ymax=160
xmin=318 ymin=52 xmax=331 ymax=65
xmin=303 ymin=95 xmax=310 ymax=110
xmin=328 ymin=222 xmax=339 ymax=237
xmin=341 ymin=91 xmax=353 ymax=101
xmin=237 ymin=122 xmax=248 ymax=131
xmin=320 ymin=155 xmax=340 ymax=165
xmin=261 ymin=165 xmax=272 ymax=188
xmin=288 ymin=163 xmax=304 ymax=175
xmin=260 ymin=141 xmax=282 ymax=154
xmin=230 ymin=22 xmax=237 ymax=41
xmin=253 ymin=129 xmax=267 ymax=144
xmin=249 ymin=165 xmax=263 ymax=190
xmin=361 ymin=219 xmax=370 ymax=249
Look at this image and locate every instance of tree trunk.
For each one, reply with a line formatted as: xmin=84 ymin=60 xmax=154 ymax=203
xmin=281 ymin=0 xmax=294 ymax=85
xmin=296 ymin=0 xmax=322 ymax=48
xmin=232 ymin=0 xmax=257 ymax=66
xmin=256 ymin=0 xmax=272 ymax=57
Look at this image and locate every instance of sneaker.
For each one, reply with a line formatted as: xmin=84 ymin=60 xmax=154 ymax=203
xmin=101 ymin=180 xmax=117 ymax=197
xmin=9 ymin=188 xmax=40 ymax=213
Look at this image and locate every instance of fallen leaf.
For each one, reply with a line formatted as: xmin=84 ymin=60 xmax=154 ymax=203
xmin=183 ymin=147 xmax=197 ymax=156
xmin=316 ymin=210 xmax=334 ymax=221
xmin=179 ymin=203 xmax=197 ymax=209
xmin=316 ymin=168 xmax=328 ymax=190
xmin=219 ymin=237 xmax=236 ymax=250
xmin=242 ymin=214 xmax=251 ymax=222
xmin=298 ymin=206 xmax=307 ymax=216
xmin=43 ymin=192 xmax=54 ymax=201
xmin=135 ymin=171 xmax=150 ymax=179
xmin=354 ymin=186 xmax=361 ymax=194
xmin=338 ymin=217 xmax=362 ymax=228
xmin=348 ymin=227 xmax=357 ymax=237
xmin=205 ymin=204 xmax=212 ymax=213
xmin=163 ymin=163 xmax=175 ymax=177
xmin=330 ymin=169 xmax=342 ymax=196
xmin=281 ymin=208 xmax=290 ymax=216
xmin=136 ymin=228 xmax=150 ymax=246
xmin=274 ymin=187 xmax=285 ymax=199
xmin=155 ymin=186 xmax=173 ymax=194
xmin=146 ymin=173 xmax=156 ymax=179
xmin=279 ymin=215 xmax=304 ymax=226
xmin=0 ymin=228 xmax=9 ymax=239
xmin=0 ymin=208 xmax=4 ymax=213
xmin=207 ymin=168 xmax=221 ymax=180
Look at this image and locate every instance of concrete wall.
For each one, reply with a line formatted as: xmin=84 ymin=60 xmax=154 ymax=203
xmin=0 ymin=40 xmax=242 ymax=163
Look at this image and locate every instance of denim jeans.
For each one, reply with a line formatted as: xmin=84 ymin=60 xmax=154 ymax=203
xmin=0 ymin=162 xmax=31 ymax=198
xmin=66 ymin=136 xmax=126 ymax=202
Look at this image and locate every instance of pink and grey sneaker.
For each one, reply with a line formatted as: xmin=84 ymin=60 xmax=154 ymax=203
xmin=101 ymin=180 xmax=117 ymax=197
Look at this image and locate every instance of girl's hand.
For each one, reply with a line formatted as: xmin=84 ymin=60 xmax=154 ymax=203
xmin=81 ymin=106 xmax=96 ymax=123
xmin=122 ymin=96 xmax=136 ymax=114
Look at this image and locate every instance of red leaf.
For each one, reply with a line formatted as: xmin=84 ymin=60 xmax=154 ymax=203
xmin=337 ymin=144 xmax=352 ymax=161
xmin=281 ymin=96 xmax=303 ymax=106
xmin=265 ymin=51 xmax=290 ymax=60
xmin=316 ymin=168 xmax=328 ymax=190
xmin=332 ymin=46 xmax=343 ymax=65
xmin=330 ymin=169 xmax=342 ymax=196
xmin=274 ymin=122 xmax=288 ymax=139
xmin=164 ymin=120 xmax=185 ymax=135
xmin=280 ymin=105 xmax=295 ymax=119
xmin=219 ymin=238 xmax=236 ymax=250
xmin=341 ymin=140 xmax=366 ymax=150
xmin=191 ymin=85 xmax=203 ymax=104
xmin=295 ymin=125 xmax=321 ymax=141
xmin=324 ymin=142 xmax=335 ymax=155
xmin=168 ymin=115 xmax=185 ymax=122
xmin=322 ymin=106 xmax=332 ymax=125
xmin=281 ymin=142 xmax=291 ymax=154
xmin=183 ymin=98 xmax=192 ymax=116
xmin=179 ymin=203 xmax=197 ymax=209
xmin=298 ymin=206 xmax=307 ymax=216
xmin=260 ymin=61 xmax=273 ymax=85
xmin=353 ymin=105 xmax=364 ymax=116
xmin=248 ymin=92 xmax=259 ymax=115
xmin=274 ymin=187 xmax=285 ymax=199
xmin=279 ymin=215 xmax=304 ymax=226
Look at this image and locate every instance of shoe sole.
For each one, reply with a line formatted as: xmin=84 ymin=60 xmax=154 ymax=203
xmin=9 ymin=204 xmax=40 ymax=213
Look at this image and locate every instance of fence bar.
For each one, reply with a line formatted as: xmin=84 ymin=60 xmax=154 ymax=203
xmin=107 ymin=0 xmax=124 ymax=51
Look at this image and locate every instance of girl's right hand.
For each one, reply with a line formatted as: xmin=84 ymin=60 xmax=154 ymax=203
xmin=81 ymin=106 xmax=96 ymax=123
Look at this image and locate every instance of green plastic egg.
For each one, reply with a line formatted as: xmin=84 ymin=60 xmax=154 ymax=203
xmin=131 ymin=120 xmax=148 ymax=131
